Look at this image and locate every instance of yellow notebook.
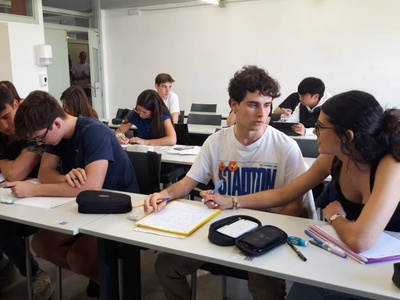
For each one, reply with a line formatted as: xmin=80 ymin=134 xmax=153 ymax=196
xmin=136 ymin=201 xmax=221 ymax=236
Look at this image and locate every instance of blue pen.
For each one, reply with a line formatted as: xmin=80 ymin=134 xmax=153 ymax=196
xmin=211 ymin=179 xmax=225 ymax=195
xmin=304 ymin=229 xmax=324 ymax=245
xmin=202 ymin=179 xmax=225 ymax=205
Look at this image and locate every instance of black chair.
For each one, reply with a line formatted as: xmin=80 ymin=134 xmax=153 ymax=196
xmin=174 ymin=123 xmax=192 ymax=145
xmin=187 ymin=113 xmax=221 ymax=126
xmin=126 ymin=151 xmax=161 ymax=194
xmin=178 ymin=110 xmax=185 ymax=124
xmin=190 ymin=103 xmax=217 ymax=112
xmin=294 ymin=138 xmax=319 ymax=158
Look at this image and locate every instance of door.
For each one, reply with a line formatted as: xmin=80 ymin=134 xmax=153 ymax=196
xmin=88 ymin=29 xmax=103 ymax=117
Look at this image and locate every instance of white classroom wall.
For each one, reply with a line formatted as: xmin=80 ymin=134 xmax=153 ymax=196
xmin=101 ymin=0 xmax=400 ymax=118
xmin=0 ymin=0 xmax=48 ymax=98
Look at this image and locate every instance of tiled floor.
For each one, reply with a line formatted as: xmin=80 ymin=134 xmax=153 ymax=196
xmin=1 ymin=250 xmax=253 ymax=299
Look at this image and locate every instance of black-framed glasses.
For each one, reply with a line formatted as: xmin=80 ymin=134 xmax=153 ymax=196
xmin=314 ymin=122 xmax=334 ymax=134
xmin=32 ymin=123 xmax=52 ymax=144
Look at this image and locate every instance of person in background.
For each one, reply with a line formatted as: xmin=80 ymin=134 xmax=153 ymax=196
xmin=71 ymin=51 xmax=91 ymax=104
xmin=226 ymin=99 xmax=236 ymax=126
xmin=0 ymin=84 xmax=53 ymax=299
xmin=5 ymin=90 xmax=139 ymax=298
xmin=273 ymin=92 xmax=300 ymax=115
xmin=145 ymin=65 xmax=311 ymax=300
xmin=60 ymin=85 xmax=98 ymax=119
xmin=155 ymin=73 xmax=180 ymax=124
xmin=207 ymin=90 xmax=400 ymax=300
xmin=0 ymin=80 xmax=22 ymax=101
xmin=284 ymin=77 xmax=332 ymax=135
xmin=115 ymin=89 xmax=176 ymax=146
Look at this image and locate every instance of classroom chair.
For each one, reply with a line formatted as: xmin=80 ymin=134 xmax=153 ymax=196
xmin=294 ymin=139 xmax=319 ymax=158
xmin=187 ymin=113 xmax=222 ymax=126
xmin=178 ymin=110 xmax=185 ymax=124
xmin=190 ymin=103 xmax=217 ymax=113
xmin=174 ymin=123 xmax=192 ymax=145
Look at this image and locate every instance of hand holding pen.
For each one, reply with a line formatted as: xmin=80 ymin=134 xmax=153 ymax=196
xmin=201 ymin=179 xmax=225 ymax=208
xmin=143 ymin=193 xmax=171 ymax=214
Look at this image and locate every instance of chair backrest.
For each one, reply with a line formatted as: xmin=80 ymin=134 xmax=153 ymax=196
xmin=269 ymin=113 xmax=281 ymax=124
xmin=190 ymin=103 xmax=217 ymax=113
xmin=116 ymin=108 xmax=130 ymax=119
xmin=178 ymin=110 xmax=185 ymax=124
xmin=187 ymin=113 xmax=221 ymax=126
xmin=126 ymin=151 xmax=161 ymax=195
xmin=295 ymin=138 xmax=319 ymax=158
xmin=174 ymin=123 xmax=192 ymax=145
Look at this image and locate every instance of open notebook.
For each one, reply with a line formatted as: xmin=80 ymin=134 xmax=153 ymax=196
xmin=308 ymin=224 xmax=400 ymax=264
xmin=136 ymin=201 xmax=221 ymax=236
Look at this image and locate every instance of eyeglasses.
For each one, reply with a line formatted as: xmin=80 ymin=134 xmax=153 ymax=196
xmin=32 ymin=123 xmax=52 ymax=144
xmin=314 ymin=122 xmax=334 ymax=135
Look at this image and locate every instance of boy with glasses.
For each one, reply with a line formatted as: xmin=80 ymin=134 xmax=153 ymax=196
xmin=5 ymin=90 xmax=139 ymax=296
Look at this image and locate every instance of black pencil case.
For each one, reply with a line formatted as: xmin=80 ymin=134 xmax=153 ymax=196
xmin=235 ymin=225 xmax=288 ymax=257
xmin=208 ymin=215 xmax=262 ymax=246
xmin=76 ymin=190 xmax=132 ymax=214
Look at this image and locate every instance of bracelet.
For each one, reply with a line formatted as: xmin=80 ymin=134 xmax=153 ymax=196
xmin=231 ymin=196 xmax=239 ymax=210
xmin=116 ymin=133 xmax=125 ymax=138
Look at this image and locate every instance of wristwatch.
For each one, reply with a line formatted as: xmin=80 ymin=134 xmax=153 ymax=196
xmin=116 ymin=133 xmax=125 ymax=138
xmin=329 ymin=213 xmax=343 ymax=224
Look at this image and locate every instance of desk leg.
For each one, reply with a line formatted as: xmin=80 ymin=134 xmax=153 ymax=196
xmin=118 ymin=244 xmax=141 ymax=299
xmin=98 ymin=238 xmax=119 ymax=300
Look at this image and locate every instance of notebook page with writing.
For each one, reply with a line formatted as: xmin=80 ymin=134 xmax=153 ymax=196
xmin=136 ymin=201 xmax=221 ymax=236
xmin=309 ymin=224 xmax=400 ymax=264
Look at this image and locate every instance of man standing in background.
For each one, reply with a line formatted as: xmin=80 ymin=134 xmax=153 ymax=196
xmin=71 ymin=51 xmax=91 ymax=104
xmin=155 ymin=73 xmax=180 ymax=123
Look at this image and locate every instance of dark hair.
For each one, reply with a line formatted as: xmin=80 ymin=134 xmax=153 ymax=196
xmin=15 ymin=90 xmax=66 ymax=139
xmin=297 ymin=77 xmax=325 ymax=100
xmin=135 ymin=89 xmax=172 ymax=138
xmin=0 ymin=85 xmax=14 ymax=111
xmin=155 ymin=73 xmax=175 ymax=85
xmin=322 ymin=90 xmax=400 ymax=164
xmin=61 ymin=86 xmax=98 ymax=119
xmin=0 ymin=80 xmax=21 ymax=101
xmin=228 ymin=65 xmax=281 ymax=103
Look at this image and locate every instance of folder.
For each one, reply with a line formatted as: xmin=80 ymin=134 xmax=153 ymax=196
xmin=308 ymin=224 xmax=400 ymax=264
xmin=136 ymin=201 xmax=221 ymax=236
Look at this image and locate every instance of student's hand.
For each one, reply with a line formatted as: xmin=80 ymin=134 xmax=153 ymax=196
xmin=282 ymin=108 xmax=292 ymax=115
xmin=129 ymin=137 xmax=147 ymax=145
xmin=65 ymin=168 xmax=87 ymax=188
xmin=144 ymin=192 xmax=169 ymax=214
xmin=291 ymin=123 xmax=306 ymax=135
xmin=116 ymin=135 xmax=130 ymax=145
xmin=202 ymin=193 xmax=232 ymax=210
xmin=323 ymin=201 xmax=346 ymax=222
xmin=4 ymin=181 xmax=37 ymax=198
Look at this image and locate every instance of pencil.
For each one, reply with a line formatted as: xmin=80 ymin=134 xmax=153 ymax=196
xmin=133 ymin=197 xmax=170 ymax=208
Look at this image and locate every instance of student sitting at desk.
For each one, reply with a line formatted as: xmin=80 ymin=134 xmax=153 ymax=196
xmin=155 ymin=73 xmax=180 ymax=124
xmin=273 ymin=91 xmax=300 ymax=115
xmin=5 ymin=90 xmax=139 ymax=297
xmin=115 ymin=89 xmax=177 ymax=146
xmin=206 ymin=90 xmax=400 ymax=300
xmin=60 ymin=85 xmax=98 ymax=119
xmin=284 ymin=77 xmax=332 ymax=136
xmin=0 ymin=84 xmax=53 ymax=299
xmin=145 ymin=65 xmax=313 ymax=300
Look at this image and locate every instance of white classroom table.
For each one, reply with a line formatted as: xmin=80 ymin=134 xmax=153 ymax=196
xmin=80 ymin=199 xmax=400 ymax=300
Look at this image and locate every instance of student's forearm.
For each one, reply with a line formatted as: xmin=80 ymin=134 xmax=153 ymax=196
xmin=236 ymin=188 xmax=296 ymax=210
xmin=32 ymin=181 xmax=102 ymax=197
xmin=0 ymin=158 xmax=39 ymax=181
xmin=146 ymin=136 xmax=177 ymax=146
xmin=38 ymin=168 xmax=67 ymax=183
xmin=163 ymin=177 xmax=196 ymax=200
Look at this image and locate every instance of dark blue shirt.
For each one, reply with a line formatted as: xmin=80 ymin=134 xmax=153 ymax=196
xmin=128 ymin=113 xmax=170 ymax=139
xmin=45 ymin=116 xmax=139 ymax=193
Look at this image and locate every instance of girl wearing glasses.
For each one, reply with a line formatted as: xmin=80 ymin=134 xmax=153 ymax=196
xmin=204 ymin=90 xmax=400 ymax=299
xmin=115 ymin=89 xmax=176 ymax=146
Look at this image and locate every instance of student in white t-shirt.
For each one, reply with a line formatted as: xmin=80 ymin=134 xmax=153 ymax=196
xmin=144 ymin=65 xmax=312 ymax=300
xmin=155 ymin=73 xmax=180 ymax=124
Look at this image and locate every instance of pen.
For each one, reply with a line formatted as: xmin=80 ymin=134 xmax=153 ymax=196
xmin=133 ymin=197 xmax=170 ymax=208
xmin=304 ymin=229 xmax=324 ymax=245
xmin=287 ymin=239 xmax=307 ymax=261
xmin=0 ymin=179 xmax=6 ymax=184
xmin=309 ymin=240 xmax=347 ymax=258
xmin=202 ymin=179 xmax=225 ymax=205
